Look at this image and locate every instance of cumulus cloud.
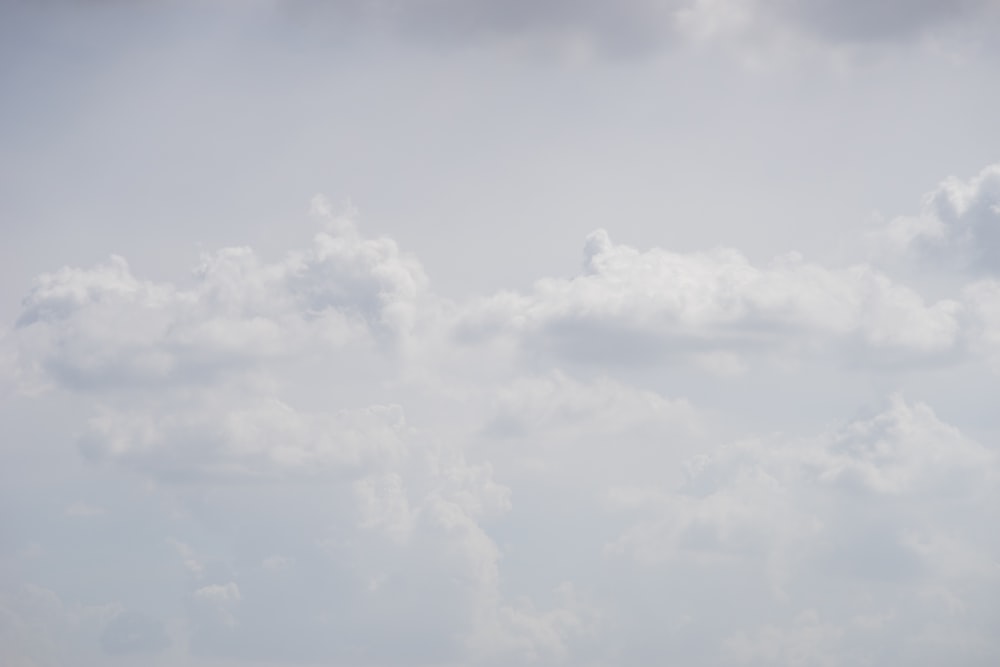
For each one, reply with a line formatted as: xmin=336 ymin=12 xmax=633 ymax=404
xmin=605 ymin=395 xmax=1000 ymax=664
xmin=872 ymin=163 xmax=1000 ymax=275
xmin=457 ymin=229 xmax=963 ymax=370
xmin=608 ymin=396 xmax=996 ymax=560
xmin=13 ymin=197 xmax=428 ymax=393
xmin=8 ymin=167 xmax=1000 ymax=665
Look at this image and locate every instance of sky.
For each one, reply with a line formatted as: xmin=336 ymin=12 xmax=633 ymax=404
xmin=2 ymin=1 xmax=1000 ymax=665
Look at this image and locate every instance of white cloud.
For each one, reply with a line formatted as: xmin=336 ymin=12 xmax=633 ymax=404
xmin=12 ymin=200 xmax=429 ymax=393
xmin=193 ymin=582 xmax=241 ymax=604
xmin=871 ymin=163 xmax=1000 ymax=275
xmin=604 ymin=395 xmax=999 ymax=663
xmin=608 ymin=395 xmax=996 ymax=560
xmin=457 ymin=230 xmax=963 ymax=370
xmin=7 ymin=170 xmax=1000 ymax=665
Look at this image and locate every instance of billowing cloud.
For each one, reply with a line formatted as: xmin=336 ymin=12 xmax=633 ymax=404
xmin=6 ymin=164 xmax=1000 ymax=665
xmin=872 ymin=163 xmax=1000 ymax=276
xmin=605 ymin=396 xmax=1000 ymax=664
xmin=457 ymin=229 xmax=963 ymax=370
xmin=12 ymin=197 xmax=428 ymax=393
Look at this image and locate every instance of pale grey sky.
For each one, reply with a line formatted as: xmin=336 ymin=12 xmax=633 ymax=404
xmin=2 ymin=2 xmax=1000 ymax=666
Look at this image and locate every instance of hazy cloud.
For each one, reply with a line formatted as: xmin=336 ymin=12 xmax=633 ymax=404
xmin=279 ymin=0 xmax=1000 ymax=57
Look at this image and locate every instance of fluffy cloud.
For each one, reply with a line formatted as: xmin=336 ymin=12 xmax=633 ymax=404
xmin=607 ymin=396 xmax=997 ymax=562
xmin=13 ymin=197 xmax=428 ymax=393
xmin=872 ymin=163 xmax=1000 ymax=275
xmin=605 ymin=396 xmax=1000 ymax=665
xmin=8 ymin=168 xmax=1000 ymax=665
xmin=457 ymin=229 xmax=963 ymax=370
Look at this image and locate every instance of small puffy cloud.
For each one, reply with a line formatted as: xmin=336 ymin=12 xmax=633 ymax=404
xmin=193 ymin=582 xmax=241 ymax=604
xmin=261 ymin=555 xmax=293 ymax=571
xmin=871 ymin=163 xmax=1000 ymax=275
xmin=192 ymin=583 xmax=242 ymax=631
xmin=458 ymin=230 xmax=962 ymax=370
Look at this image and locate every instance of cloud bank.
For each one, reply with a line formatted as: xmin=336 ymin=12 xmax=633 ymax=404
xmin=4 ymin=165 xmax=1000 ymax=666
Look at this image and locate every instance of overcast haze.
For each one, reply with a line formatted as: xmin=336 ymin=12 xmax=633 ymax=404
xmin=2 ymin=1 xmax=1000 ymax=665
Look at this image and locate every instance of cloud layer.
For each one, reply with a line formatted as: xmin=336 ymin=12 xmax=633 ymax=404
xmin=4 ymin=164 xmax=1000 ymax=666
xmin=282 ymin=0 xmax=1000 ymax=58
